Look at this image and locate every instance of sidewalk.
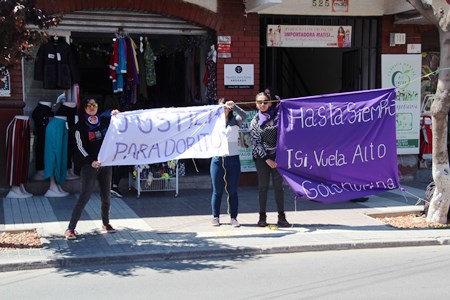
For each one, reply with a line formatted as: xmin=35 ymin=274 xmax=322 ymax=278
xmin=1 ymin=181 xmax=450 ymax=272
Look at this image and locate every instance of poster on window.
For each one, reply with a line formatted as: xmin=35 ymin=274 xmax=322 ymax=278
xmin=239 ymin=110 xmax=256 ymax=172
xmin=267 ymin=25 xmax=352 ymax=48
xmin=381 ymin=54 xmax=421 ymax=155
xmin=0 ymin=66 xmax=11 ymax=97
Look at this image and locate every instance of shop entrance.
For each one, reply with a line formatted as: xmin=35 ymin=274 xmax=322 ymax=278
xmin=260 ymin=15 xmax=380 ymax=98
xmin=70 ymin=32 xmax=212 ymax=110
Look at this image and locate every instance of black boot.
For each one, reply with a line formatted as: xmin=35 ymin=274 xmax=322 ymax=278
xmin=257 ymin=213 xmax=268 ymax=227
xmin=277 ymin=212 xmax=290 ymax=227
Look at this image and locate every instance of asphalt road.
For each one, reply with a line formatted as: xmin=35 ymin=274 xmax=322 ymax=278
xmin=1 ymin=245 xmax=449 ymax=299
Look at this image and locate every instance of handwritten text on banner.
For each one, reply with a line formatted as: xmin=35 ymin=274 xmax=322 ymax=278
xmin=276 ymin=88 xmax=399 ymax=203
xmin=98 ymin=106 xmax=228 ymax=166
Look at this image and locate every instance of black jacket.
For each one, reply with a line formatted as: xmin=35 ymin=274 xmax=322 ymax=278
xmin=34 ymin=37 xmax=79 ymax=89
xmin=73 ymin=117 xmax=109 ymax=168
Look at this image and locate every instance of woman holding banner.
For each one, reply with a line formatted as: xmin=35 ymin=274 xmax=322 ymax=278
xmin=210 ymin=98 xmax=247 ymax=227
xmin=65 ymin=97 xmax=119 ymax=240
xmin=250 ymin=91 xmax=290 ymax=227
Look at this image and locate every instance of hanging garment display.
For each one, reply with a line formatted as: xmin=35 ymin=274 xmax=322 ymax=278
xmin=44 ymin=117 xmax=68 ymax=184
xmin=55 ymin=103 xmax=77 ymax=170
xmin=144 ymin=39 xmax=157 ymax=87
xmin=6 ymin=116 xmax=30 ymax=187
xmin=205 ymin=45 xmax=217 ymax=104
xmin=109 ymin=35 xmax=140 ymax=105
xmin=31 ymin=102 xmax=53 ymax=173
xmin=34 ymin=37 xmax=80 ymax=89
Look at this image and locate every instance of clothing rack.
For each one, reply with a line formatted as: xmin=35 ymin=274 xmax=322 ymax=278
xmin=115 ymin=27 xmax=128 ymax=38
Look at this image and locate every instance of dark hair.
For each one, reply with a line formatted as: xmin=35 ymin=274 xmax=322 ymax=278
xmin=256 ymin=92 xmax=270 ymax=101
xmin=218 ymin=97 xmax=234 ymax=121
xmin=78 ymin=96 xmax=100 ymax=119
xmin=264 ymin=86 xmax=280 ymax=101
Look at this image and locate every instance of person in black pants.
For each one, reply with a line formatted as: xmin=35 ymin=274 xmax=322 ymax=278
xmin=250 ymin=91 xmax=290 ymax=227
xmin=65 ymin=97 xmax=118 ymax=240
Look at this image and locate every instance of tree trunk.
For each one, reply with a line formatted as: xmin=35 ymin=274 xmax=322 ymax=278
xmin=427 ymin=29 xmax=450 ymax=224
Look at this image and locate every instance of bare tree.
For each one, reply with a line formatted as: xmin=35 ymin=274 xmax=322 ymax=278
xmin=0 ymin=0 xmax=60 ymax=66
xmin=407 ymin=0 xmax=450 ymax=223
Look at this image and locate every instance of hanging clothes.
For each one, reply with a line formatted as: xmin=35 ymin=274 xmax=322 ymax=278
xmin=44 ymin=117 xmax=68 ymax=184
xmin=55 ymin=104 xmax=77 ymax=170
xmin=6 ymin=116 xmax=30 ymax=186
xmin=108 ymin=35 xmax=140 ymax=105
xmin=34 ymin=37 xmax=80 ymax=89
xmin=144 ymin=39 xmax=157 ymax=87
xmin=205 ymin=46 xmax=217 ymax=104
xmin=32 ymin=102 xmax=53 ymax=172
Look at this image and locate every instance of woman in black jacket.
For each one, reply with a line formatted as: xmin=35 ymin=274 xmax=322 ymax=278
xmin=65 ymin=97 xmax=118 ymax=240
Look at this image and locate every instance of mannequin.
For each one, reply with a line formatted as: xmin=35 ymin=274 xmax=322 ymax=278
xmin=209 ymin=44 xmax=217 ymax=63
xmin=32 ymin=101 xmax=53 ymax=180
xmin=57 ymin=101 xmax=79 ymax=180
xmin=44 ymin=115 xmax=69 ymax=197
xmin=6 ymin=116 xmax=33 ymax=198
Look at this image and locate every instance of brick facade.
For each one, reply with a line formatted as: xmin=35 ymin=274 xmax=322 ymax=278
xmin=0 ymin=0 xmax=260 ymax=188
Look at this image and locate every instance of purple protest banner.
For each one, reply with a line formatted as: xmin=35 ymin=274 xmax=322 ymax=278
xmin=276 ymin=88 xmax=399 ymax=203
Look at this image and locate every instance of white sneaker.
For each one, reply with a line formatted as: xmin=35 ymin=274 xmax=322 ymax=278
xmin=45 ymin=188 xmax=69 ymax=197
xmin=231 ymin=218 xmax=240 ymax=227
xmin=211 ymin=217 xmax=220 ymax=226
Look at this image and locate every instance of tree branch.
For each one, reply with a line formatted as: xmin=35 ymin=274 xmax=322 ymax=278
xmin=407 ymin=0 xmax=439 ymax=27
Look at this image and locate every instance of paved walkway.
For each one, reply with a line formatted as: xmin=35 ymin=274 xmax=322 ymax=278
xmin=1 ymin=182 xmax=450 ymax=272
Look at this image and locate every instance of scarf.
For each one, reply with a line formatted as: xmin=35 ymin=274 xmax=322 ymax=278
xmin=258 ymin=108 xmax=275 ymax=127
xmin=84 ymin=114 xmax=100 ymax=131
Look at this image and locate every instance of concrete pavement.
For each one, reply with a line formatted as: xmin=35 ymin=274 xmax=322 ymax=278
xmin=1 ymin=178 xmax=450 ymax=273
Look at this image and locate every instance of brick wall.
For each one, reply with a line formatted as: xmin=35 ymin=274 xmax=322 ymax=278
xmin=381 ymin=15 xmax=439 ymax=54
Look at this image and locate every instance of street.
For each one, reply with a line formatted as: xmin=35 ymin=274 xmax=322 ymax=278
xmin=1 ymin=245 xmax=449 ymax=299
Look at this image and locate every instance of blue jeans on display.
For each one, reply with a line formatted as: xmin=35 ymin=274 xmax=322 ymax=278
xmin=254 ymin=157 xmax=285 ymax=214
xmin=68 ymin=165 xmax=112 ymax=230
xmin=210 ymin=155 xmax=241 ymax=219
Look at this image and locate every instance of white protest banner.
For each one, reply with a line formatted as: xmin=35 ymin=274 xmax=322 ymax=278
xmin=98 ymin=105 xmax=229 ymax=166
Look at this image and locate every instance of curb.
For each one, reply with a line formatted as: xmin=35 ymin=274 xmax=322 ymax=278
xmin=1 ymin=237 xmax=449 ymax=273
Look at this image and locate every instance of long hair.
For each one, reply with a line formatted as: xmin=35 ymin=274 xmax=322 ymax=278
xmin=218 ymin=97 xmax=234 ymax=121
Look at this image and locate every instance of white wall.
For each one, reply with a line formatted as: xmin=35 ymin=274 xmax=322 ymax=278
xmin=248 ymin=0 xmax=415 ymax=16
xmin=183 ymin=0 xmax=217 ymax=13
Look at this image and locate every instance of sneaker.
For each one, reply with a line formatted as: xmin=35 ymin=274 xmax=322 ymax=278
xmin=65 ymin=229 xmax=77 ymax=240
xmin=230 ymin=218 xmax=240 ymax=227
xmin=102 ymin=224 xmax=116 ymax=233
xmin=211 ymin=217 xmax=220 ymax=226
xmin=111 ymin=187 xmax=123 ymax=198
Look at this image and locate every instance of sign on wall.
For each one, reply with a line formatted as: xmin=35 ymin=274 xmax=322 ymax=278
xmin=381 ymin=54 xmax=422 ymax=155
xmin=224 ymin=64 xmax=254 ymax=89
xmin=267 ymin=25 xmax=352 ymax=48
xmin=217 ymin=36 xmax=231 ymax=58
xmin=0 ymin=66 xmax=11 ymax=97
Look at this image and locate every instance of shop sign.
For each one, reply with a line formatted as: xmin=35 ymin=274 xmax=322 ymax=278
xmin=224 ymin=64 xmax=254 ymax=89
xmin=267 ymin=25 xmax=352 ymax=48
xmin=332 ymin=0 xmax=349 ymax=13
xmin=382 ymin=54 xmax=422 ymax=155
xmin=217 ymin=36 xmax=231 ymax=58
xmin=312 ymin=0 xmax=330 ymax=8
xmin=0 ymin=66 xmax=11 ymax=97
